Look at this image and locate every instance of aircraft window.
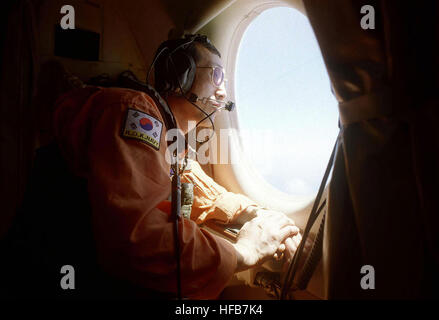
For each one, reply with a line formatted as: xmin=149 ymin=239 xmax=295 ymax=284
xmin=235 ymin=7 xmax=339 ymax=199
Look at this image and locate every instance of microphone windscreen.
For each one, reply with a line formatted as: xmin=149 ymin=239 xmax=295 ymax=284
xmin=225 ymin=101 xmax=235 ymax=112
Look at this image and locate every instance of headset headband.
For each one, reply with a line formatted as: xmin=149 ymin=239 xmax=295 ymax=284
xmin=150 ymin=34 xmax=214 ymax=94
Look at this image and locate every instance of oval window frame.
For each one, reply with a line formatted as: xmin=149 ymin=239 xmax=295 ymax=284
xmin=209 ymin=0 xmax=333 ymax=226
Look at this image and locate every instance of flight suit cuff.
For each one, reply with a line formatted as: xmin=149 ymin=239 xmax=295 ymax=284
xmin=192 ymin=231 xmax=238 ymax=299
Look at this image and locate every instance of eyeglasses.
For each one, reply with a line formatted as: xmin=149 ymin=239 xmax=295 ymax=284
xmin=197 ymin=66 xmax=225 ymax=87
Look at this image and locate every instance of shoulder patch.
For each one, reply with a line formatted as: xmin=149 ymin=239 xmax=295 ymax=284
xmin=121 ymin=108 xmax=163 ymax=150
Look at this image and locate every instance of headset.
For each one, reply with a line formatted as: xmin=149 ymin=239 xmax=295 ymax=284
xmin=147 ymin=34 xmax=235 ymax=143
xmin=148 ymin=34 xmax=202 ymax=94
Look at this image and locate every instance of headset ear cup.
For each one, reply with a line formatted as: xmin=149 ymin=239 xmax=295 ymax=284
xmin=179 ymin=51 xmax=196 ymax=93
xmin=154 ymin=48 xmax=173 ymax=93
xmin=153 ymin=35 xmax=203 ymax=94
xmin=170 ymin=50 xmax=196 ymax=93
xmin=163 ymin=55 xmax=173 ymax=92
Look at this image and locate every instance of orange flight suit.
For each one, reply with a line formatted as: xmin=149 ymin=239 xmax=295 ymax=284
xmin=53 ymin=86 xmax=257 ymax=299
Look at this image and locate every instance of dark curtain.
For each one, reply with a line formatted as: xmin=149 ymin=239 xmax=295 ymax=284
xmin=303 ymin=0 xmax=439 ymax=298
xmin=0 ymin=0 xmax=40 ymax=239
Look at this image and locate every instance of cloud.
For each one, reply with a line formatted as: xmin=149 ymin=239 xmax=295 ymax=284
xmin=283 ymin=178 xmax=313 ymax=196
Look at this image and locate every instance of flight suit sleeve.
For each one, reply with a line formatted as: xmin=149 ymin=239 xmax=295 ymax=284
xmin=181 ymin=160 xmax=260 ymax=225
xmin=68 ymin=89 xmax=237 ymax=299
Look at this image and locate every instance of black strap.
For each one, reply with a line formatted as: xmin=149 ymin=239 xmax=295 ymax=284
xmin=280 ymin=130 xmax=341 ymax=299
xmin=117 ymin=71 xmax=177 ymax=132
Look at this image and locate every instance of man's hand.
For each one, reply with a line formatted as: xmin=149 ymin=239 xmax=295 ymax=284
xmin=281 ymin=233 xmax=302 ymax=272
xmin=232 ymin=210 xmax=299 ymax=272
xmin=275 ymin=233 xmax=302 ymax=261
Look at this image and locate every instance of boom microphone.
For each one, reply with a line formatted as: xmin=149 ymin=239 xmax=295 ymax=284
xmin=188 ymin=93 xmax=235 ymax=112
xmin=225 ymin=101 xmax=235 ymax=112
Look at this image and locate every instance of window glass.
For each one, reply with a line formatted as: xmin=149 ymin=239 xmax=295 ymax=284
xmin=235 ymin=7 xmax=339 ymax=197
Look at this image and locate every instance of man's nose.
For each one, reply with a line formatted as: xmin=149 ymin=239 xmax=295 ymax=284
xmin=215 ymin=83 xmax=227 ymax=101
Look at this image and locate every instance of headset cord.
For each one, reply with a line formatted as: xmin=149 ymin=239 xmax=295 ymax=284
xmin=193 ymin=108 xmax=220 ymax=145
xmin=146 ymin=46 xmax=168 ymax=86
xmin=169 ymin=55 xmax=216 ymax=144
xmin=166 ymin=53 xmax=217 ymax=300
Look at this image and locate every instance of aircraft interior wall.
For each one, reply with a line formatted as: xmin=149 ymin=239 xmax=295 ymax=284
xmin=0 ymin=0 xmax=176 ymax=238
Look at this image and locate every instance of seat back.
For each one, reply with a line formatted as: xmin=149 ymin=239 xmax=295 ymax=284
xmin=2 ymin=142 xmax=172 ymax=299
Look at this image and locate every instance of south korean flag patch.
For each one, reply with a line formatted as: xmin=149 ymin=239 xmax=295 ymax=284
xmin=122 ymin=108 xmax=163 ymax=150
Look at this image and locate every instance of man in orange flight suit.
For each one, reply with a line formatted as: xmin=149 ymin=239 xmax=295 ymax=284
xmin=53 ymin=34 xmax=300 ymax=299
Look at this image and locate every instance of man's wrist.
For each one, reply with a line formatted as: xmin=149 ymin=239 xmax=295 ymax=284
xmin=243 ymin=205 xmax=260 ymax=219
xmin=233 ymin=242 xmax=253 ymax=273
